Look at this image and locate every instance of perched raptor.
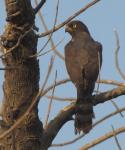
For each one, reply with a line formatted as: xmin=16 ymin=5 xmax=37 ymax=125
xmin=65 ymin=20 xmax=102 ymax=134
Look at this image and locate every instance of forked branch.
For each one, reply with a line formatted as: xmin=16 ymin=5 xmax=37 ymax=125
xmin=38 ymin=0 xmax=101 ymax=37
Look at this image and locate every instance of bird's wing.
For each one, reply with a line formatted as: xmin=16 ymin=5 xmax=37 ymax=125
xmin=82 ymin=41 xmax=102 ymax=82
xmin=65 ymin=41 xmax=89 ymax=85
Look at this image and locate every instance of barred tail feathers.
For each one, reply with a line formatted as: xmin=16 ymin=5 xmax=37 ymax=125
xmin=75 ymin=87 xmax=93 ymax=134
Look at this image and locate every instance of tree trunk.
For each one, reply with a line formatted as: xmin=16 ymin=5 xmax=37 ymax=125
xmin=0 ymin=0 xmax=43 ymax=149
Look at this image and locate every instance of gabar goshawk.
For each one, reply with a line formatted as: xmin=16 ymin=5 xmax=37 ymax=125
xmin=65 ymin=20 xmax=102 ymax=134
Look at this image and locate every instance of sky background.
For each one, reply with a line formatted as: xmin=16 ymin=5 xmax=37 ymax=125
xmin=0 ymin=0 xmax=125 ymax=150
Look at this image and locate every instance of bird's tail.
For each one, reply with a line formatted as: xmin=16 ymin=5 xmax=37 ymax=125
xmin=75 ymin=88 xmax=93 ymax=134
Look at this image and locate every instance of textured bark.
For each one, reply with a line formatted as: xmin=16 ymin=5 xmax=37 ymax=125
xmin=0 ymin=0 xmax=43 ymax=149
xmin=5 ymin=0 xmax=34 ymax=25
xmin=0 ymin=1 xmax=124 ymax=150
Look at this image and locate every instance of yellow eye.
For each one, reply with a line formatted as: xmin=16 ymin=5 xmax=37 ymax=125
xmin=73 ymin=24 xmax=77 ymax=29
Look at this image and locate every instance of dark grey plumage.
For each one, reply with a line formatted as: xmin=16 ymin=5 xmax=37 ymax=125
xmin=65 ymin=20 xmax=102 ymax=134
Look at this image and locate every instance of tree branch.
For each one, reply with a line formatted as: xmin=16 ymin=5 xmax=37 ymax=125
xmin=37 ymin=38 xmax=64 ymax=57
xmin=114 ymin=29 xmax=125 ymax=80
xmin=111 ymin=100 xmax=124 ymax=118
xmin=0 ymin=78 xmax=125 ymax=142
xmin=44 ymin=71 xmax=57 ymax=127
xmin=41 ymin=104 xmax=75 ymax=149
xmin=31 ymin=0 xmax=60 ymax=58
xmin=40 ymin=86 xmax=125 ymax=148
xmin=97 ymin=79 xmax=125 ymax=86
xmin=111 ymin=125 xmax=122 ymax=150
xmin=38 ymin=0 xmax=101 ymax=37
xmin=92 ymin=86 xmax=125 ymax=105
xmin=34 ymin=0 xmax=46 ymax=14
xmin=45 ymin=95 xmax=75 ymax=102
xmin=51 ymin=106 xmax=125 ymax=147
xmin=79 ymin=126 xmax=125 ymax=150
xmin=46 ymin=78 xmax=125 ymax=95
xmin=45 ymin=78 xmax=125 ymax=102
xmin=35 ymin=0 xmax=65 ymax=60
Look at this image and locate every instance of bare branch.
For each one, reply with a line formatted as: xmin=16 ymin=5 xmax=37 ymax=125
xmin=31 ymin=0 xmax=60 ymax=58
xmin=34 ymin=0 xmax=46 ymax=14
xmin=39 ymin=79 xmax=125 ymax=146
xmin=79 ymin=126 xmax=125 ymax=150
xmin=35 ymin=0 xmax=65 ymax=60
xmin=96 ymin=51 xmax=101 ymax=94
xmin=111 ymin=125 xmax=122 ymax=150
xmin=44 ymin=78 xmax=70 ymax=93
xmin=41 ymin=86 xmax=125 ymax=147
xmin=45 ymin=78 xmax=125 ymax=99
xmin=47 ymin=78 xmax=125 ymax=94
xmin=51 ymin=106 xmax=125 ymax=147
xmin=44 ymin=71 xmax=57 ymax=127
xmin=37 ymin=56 xmax=55 ymax=96
xmin=114 ymin=29 xmax=125 ymax=80
xmin=46 ymin=83 xmax=125 ymax=103
xmin=45 ymin=78 xmax=125 ymax=104
xmin=45 ymin=95 xmax=75 ymax=102
xmin=97 ymin=79 xmax=125 ymax=86
xmin=0 ymin=77 xmax=125 ymax=140
xmin=41 ymin=104 xmax=75 ymax=149
xmin=38 ymin=0 xmax=101 ymax=37
xmin=93 ymin=86 xmax=125 ymax=105
xmin=111 ymin=100 xmax=124 ymax=118
xmin=38 ymin=38 xmax=64 ymax=57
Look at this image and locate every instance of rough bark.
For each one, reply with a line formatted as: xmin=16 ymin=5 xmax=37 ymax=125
xmin=0 ymin=0 xmax=43 ymax=149
xmin=0 ymin=1 xmax=124 ymax=150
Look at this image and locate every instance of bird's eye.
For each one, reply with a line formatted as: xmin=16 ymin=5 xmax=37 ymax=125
xmin=73 ymin=24 xmax=77 ymax=29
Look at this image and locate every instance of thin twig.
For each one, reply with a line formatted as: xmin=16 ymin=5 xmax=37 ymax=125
xmin=96 ymin=51 xmax=101 ymax=94
xmin=45 ymin=95 xmax=75 ymax=102
xmin=45 ymin=78 xmax=125 ymax=98
xmin=46 ymin=86 xmax=125 ymax=147
xmin=38 ymin=0 xmax=101 ymax=37
xmin=41 ymin=56 xmax=55 ymax=91
xmin=35 ymin=0 xmax=65 ymax=60
xmin=79 ymin=126 xmax=125 ymax=150
xmin=0 ymin=78 xmax=125 ymax=140
xmin=111 ymin=100 xmax=124 ymax=118
xmin=37 ymin=38 xmax=64 ymax=57
xmin=111 ymin=125 xmax=122 ymax=150
xmin=51 ymin=106 xmax=125 ymax=147
xmin=44 ymin=70 xmax=57 ymax=127
xmin=97 ymin=79 xmax=125 ymax=87
xmin=114 ymin=29 xmax=125 ymax=80
xmin=45 ymin=78 xmax=125 ymax=103
xmin=30 ymin=0 xmax=60 ymax=58
xmin=34 ymin=0 xmax=46 ymax=14
xmin=45 ymin=78 xmax=125 ymax=95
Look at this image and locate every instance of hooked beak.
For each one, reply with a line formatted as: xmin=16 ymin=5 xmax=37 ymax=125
xmin=65 ymin=25 xmax=73 ymax=33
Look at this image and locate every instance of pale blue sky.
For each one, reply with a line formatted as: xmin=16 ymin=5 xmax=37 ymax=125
xmin=0 ymin=0 xmax=125 ymax=150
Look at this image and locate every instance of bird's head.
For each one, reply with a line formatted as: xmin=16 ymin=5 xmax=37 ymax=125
xmin=65 ymin=20 xmax=90 ymax=36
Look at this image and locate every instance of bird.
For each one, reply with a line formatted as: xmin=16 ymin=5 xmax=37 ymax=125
xmin=65 ymin=20 xmax=102 ymax=134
